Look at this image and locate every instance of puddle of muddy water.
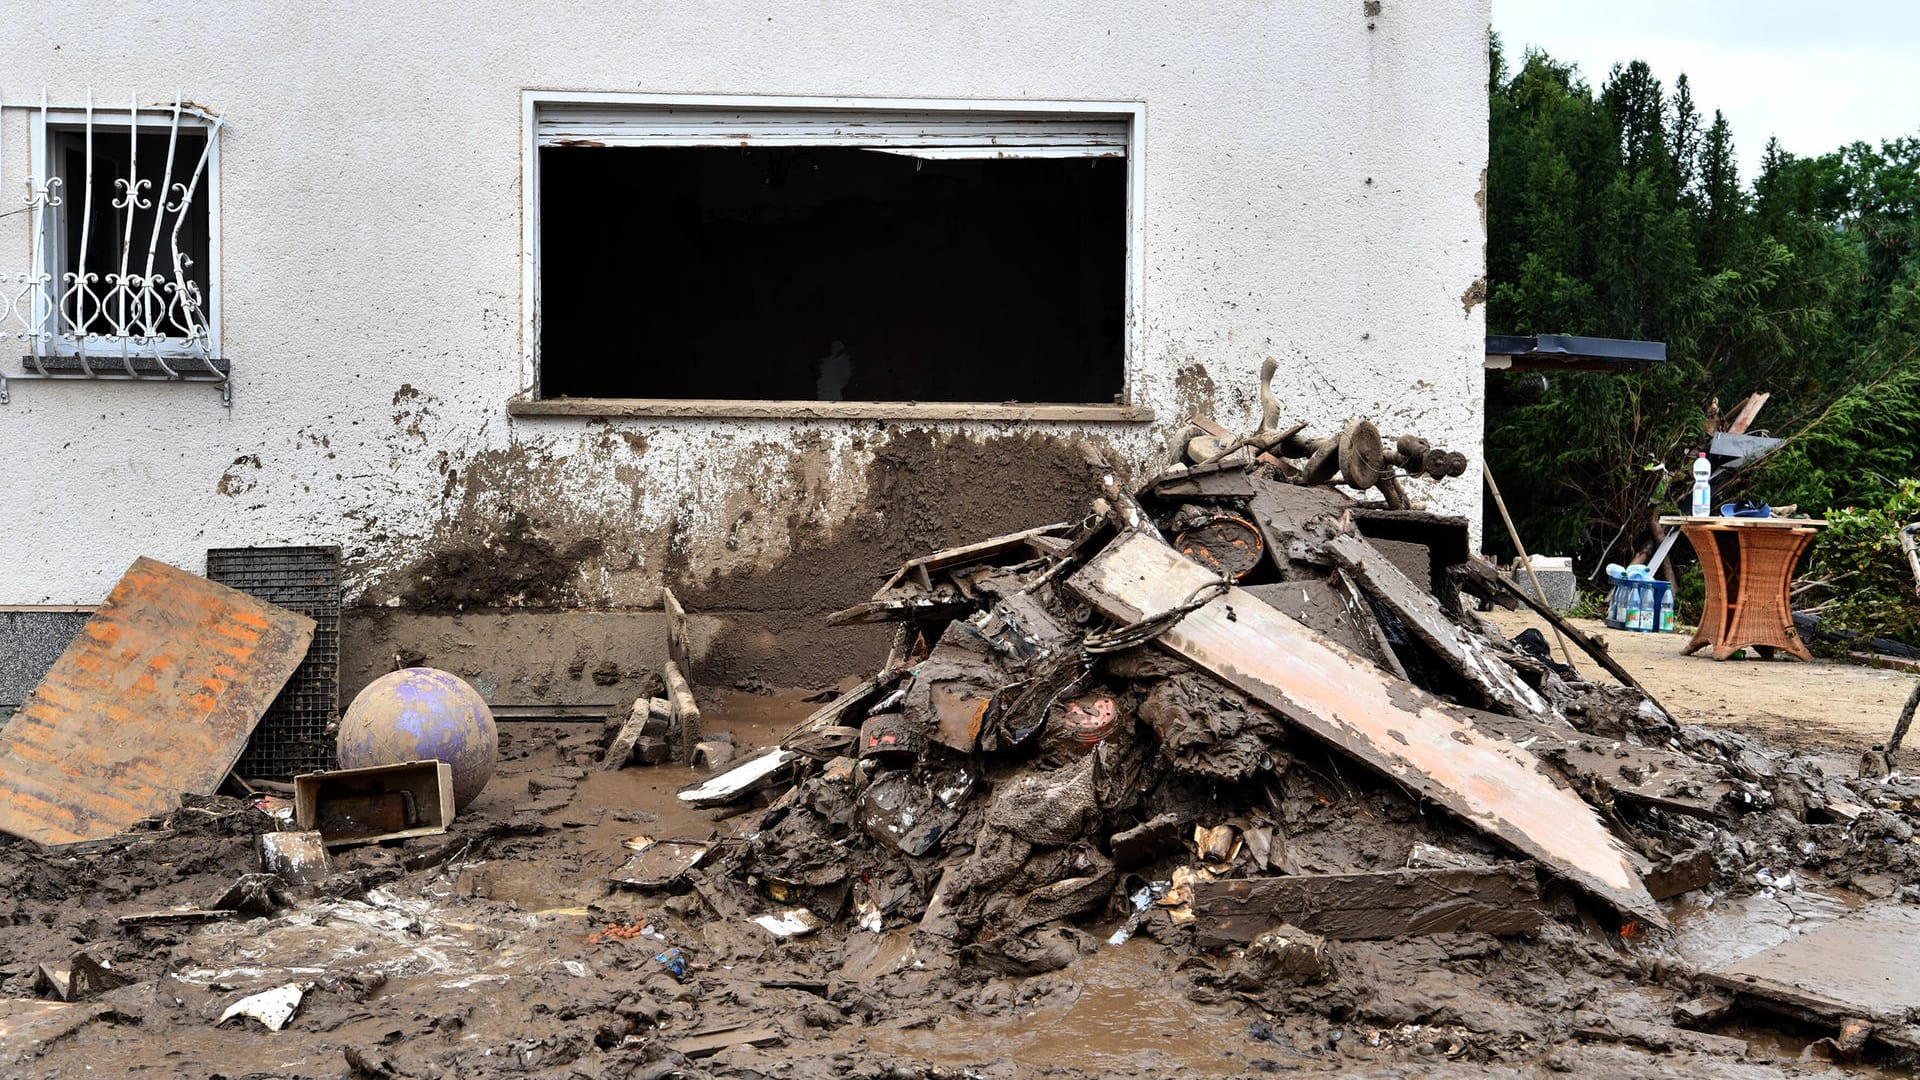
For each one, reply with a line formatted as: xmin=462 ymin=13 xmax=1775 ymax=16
xmin=448 ymin=691 xmax=816 ymax=913
xmin=1662 ymin=884 xmax=1865 ymax=971
xmin=868 ymin=938 xmax=1268 ymax=1072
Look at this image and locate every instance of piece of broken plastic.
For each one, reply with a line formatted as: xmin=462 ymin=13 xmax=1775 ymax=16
xmin=217 ymin=981 xmax=310 ymax=1031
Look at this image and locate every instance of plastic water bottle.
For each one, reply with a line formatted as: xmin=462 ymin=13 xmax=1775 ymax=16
xmin=1606 ymin=563 xmax=1627 ymax=625
xmin=1626 ymin=565 xmax=1653 ymax=631
xmin=1658 ymin=588 xmax=1674 ymax=632
xmin=1690 ymin=452 xmax=1712 ymax=516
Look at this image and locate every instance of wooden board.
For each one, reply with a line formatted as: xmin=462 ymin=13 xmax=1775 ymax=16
xmin=0 ymin=558 xmax=315 ymax=847
xmin=1726 ymin=391 xmax=1770 ymax=435
xmin=1464 ymin=708 xmax=1726 ymax=819
xmin=0 ymin=998 xmax=111 ymax=1061
xmin=1324 ymin=534 xmax=1554 ymax=723
xmin=671 ymin=1024 xmax=783 ymax=1058
xmin=1067 ymin=532 xmax=1660 ymax=925
xmin=662 ymin=587 xmax=690 ymax=677
xmin=878 ymin=523 xmax=1071 ymax=592
xmin=1656 ymin=515 xmax=1827 ymax=528
xmin=1191 ymin=865 xmax=1543 ymax=945
xmin=664 ymin=662 xmax=702 ymax=764
xmin=1703 ymin=907 xmax=1920 ymax=1033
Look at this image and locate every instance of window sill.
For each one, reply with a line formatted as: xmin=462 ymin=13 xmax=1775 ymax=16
xmin=18 ymin=354 xmax=229 ymax=376
xmin=508 ymin=397 xmax=1156 ymax=423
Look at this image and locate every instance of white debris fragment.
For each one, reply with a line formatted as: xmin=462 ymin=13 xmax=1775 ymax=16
xmin=752 ymin=908 xmax=824 ymax=938
xmin=217 ymin=981 xmax=311 ymax=1031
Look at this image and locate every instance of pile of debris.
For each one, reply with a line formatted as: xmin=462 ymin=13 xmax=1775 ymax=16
xmin=648 ymin=398 xmax=1920 ymax=1063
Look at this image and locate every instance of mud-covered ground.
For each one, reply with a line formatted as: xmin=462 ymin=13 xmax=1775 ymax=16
xmin=1487 ymin=612 xmax=1917 ymax=754
xmin=0 ymin=683 xmax=1914 ymax=1079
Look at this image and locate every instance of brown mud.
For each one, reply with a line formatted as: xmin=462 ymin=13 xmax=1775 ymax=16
xmin=0 ymin=683 xmax=1911 ymax=1079
xmin=682 ymin=429 xmax=1101 ymax=684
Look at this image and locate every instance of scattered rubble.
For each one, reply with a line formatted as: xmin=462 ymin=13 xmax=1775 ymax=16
xmin=4 ymin=409 xmax=1920 ymax=1076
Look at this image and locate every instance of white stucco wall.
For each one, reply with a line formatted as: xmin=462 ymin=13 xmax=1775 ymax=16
xmin=0 ymin=0 xmax=1490 ymax=612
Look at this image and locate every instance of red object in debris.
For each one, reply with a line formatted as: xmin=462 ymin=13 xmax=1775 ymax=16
xmin=1058 ymin=693 xmax=1118 ymax=747
xmin=859 ymin=712 xmax=925 ymax=762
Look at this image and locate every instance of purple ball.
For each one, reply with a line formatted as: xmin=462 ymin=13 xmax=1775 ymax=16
xmin=338 ymin=668 xmax=498 ymax=809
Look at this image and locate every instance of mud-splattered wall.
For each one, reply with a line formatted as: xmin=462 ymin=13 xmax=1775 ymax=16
xmin=1 ymin=1 xmax=1490 ymax=697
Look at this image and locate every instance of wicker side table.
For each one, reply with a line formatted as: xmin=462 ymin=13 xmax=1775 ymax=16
xmin=1659 ymin=516 xmax=1826 ymax=661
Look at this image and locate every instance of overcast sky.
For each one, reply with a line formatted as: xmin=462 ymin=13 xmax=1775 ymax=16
xmin=1494 ymin=1 xmax=1920 ymax=182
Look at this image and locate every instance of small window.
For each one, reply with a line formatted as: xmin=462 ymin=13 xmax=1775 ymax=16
xmin=6 ymin=99 xmax=222 ymax=377
xmin=521 ymin=97 xmax=1142 ymax=417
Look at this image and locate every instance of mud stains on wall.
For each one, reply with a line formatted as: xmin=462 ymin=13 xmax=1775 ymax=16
xmin=1460 ymin=277 xmax=1487 ymax=315
xmin=1173 ymin=363 xmax=1219 ymax=423
xmin=683 ymin=428 xmax=1102 ymax=683
xmin=352 ymin=422 xmax=1120 ymax=688
xmin=396 ymin=511 xmax=605 ymax=610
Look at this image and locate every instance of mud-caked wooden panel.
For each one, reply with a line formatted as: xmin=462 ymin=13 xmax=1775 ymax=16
xmin=0 ymin=558 xmax=314 ymax=846
xmin=1068 ymin=531 xmax=1661 ymax=926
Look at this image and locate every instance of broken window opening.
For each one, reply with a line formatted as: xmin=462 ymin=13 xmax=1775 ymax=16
xmin=533 ymin=110 xmax=1131 ymax=406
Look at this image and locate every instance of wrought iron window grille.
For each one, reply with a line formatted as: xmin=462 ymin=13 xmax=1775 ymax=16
xmin=1 ymin=91 xmax=228 ymax=405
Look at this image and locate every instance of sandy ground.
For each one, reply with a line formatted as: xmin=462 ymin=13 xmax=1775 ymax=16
xmin=1486 ymin=611 xmax=1920 ymax=756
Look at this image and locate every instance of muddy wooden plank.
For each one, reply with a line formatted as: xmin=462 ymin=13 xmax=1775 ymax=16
xmin=1463 ymin=708 xmax=1726 ymax=819
xmin=1146 ymin=461 xmax=1259 ymax=499
xmin=825 ymin=595 xmax=974 ymax=627
xmin=1241 ymin=580 xmax=1379 ymax=661
xmin=1191 ymin=865 xmax=1543 ymax=946
xmin=1702 ymin=906 xmax=1920 ymax=1028
xmin=671 ymin=1024 xmax=783 ymax=1058
xmin=602 ymin=697 xmax=668 ymax=771
xmin=0 ymin=998 xmax=111 ymax=1060
xmin=1245 ymin=480 xmax=1355 ymax=552
xmin=1324 ymin=533 xmax=1554 ymax=723
xmin=116 ymin=908 xmax=235 ymax=927
xmin=664 ymin=661 xmax=701 ymax=764
xmin=1067 ymin=531 xmax=1661 ymax=925
xmin=780 ymin=675 xmax=891 ymax=746
xmin=0 ymin=558 xmax=315 ymax=847
xmin=877 ymin=523 xmax=1073 ymax=592
xmin=662 ymin=587 xmax=690 ymax=678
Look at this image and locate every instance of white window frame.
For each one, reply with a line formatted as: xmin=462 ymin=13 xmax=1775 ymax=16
xmin=29 ymin=104 xmax=223 ymax=363
xmin=515 ymin=92 xmax=1149 ymax=422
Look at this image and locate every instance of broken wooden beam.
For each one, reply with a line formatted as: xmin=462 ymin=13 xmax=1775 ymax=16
xmin=1067 ymin=530 xmax=1662 ymax=926
xmin=660 ymin=588 xmax=701 ymax=764
xmin=602 ymin=697 xmax=671 ymax=771
xmin=664 ymin=663 xmax=701 ymax=765
xmin=876 ymin=522 xmax=1074 ymax=592
xmin=663 ymin=587 xmax=690 ymax=678
xmin=671 ymin=1024 xmax=783 ymax=1059
xmin=1191 ymin=864 xmax=1543 ymax=946
xmin=1491 ymin=571 xmax=1666 ymax=709
xmin=1325 ymin=533 xmax=1555 ymax=723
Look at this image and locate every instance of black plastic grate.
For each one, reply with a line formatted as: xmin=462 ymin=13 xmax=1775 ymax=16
xmin=207 ymin=546 xmax=341 ymax=781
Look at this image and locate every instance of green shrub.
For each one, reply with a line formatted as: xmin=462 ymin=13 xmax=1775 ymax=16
xmin=1675 ymin=563 xmax=1705 ymax=628
xmin=1797 ymin=479 xmax=1920 ymax=644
